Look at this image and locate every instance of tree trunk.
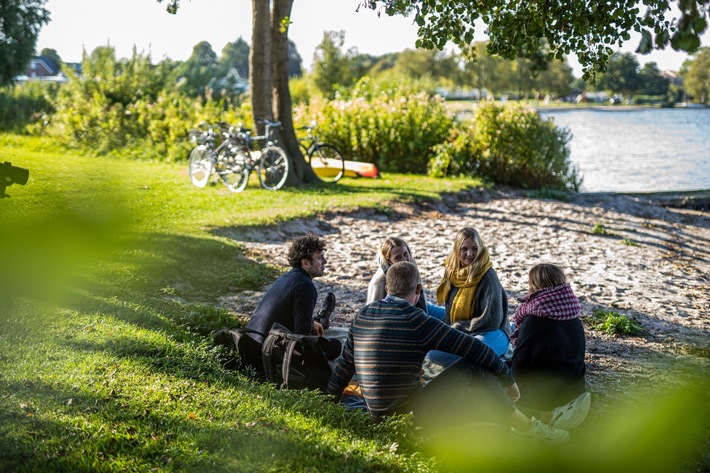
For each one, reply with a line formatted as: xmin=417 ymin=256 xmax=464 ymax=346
xmin=271 ymin=0 xmax=318 ymax=185
xmin=250 ymin=0 xmax=272 ymax=135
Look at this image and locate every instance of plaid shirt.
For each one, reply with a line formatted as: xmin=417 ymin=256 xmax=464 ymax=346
xmin=512 ymin=283 xmax=581 ymax=345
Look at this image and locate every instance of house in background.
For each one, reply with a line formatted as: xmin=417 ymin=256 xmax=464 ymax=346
xmin=15 ymin=56 xmax=82 ymax=83
xmin=25 ymin=56 xmax=59 ymax=78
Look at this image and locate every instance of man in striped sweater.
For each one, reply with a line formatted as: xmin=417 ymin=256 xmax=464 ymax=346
xmin=327 ymin=261 xmax=570 ymax=443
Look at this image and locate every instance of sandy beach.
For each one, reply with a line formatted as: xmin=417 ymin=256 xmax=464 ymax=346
xmin=218 ymin=187 xmax=709 ymax=415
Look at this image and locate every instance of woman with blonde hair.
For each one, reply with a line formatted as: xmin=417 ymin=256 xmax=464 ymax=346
xmin=367 ymin=237 xmax=444 ymax=320
xmin=428 ymin=227 xmax=511 ymax=367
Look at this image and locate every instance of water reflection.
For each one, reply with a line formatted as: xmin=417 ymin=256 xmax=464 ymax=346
xmin=539 ymin=109 xmax=710 ymax=193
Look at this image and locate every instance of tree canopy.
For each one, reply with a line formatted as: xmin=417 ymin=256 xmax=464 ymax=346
xmin=682 ymin=47 xmax=710 ymax=102
xmin=0 ymin=0 xmax=50 ymax=86
xmin=312 ymin=31 xmax=357 ymax=97
xmin=596 ymin=52 xmax=642 ymax=97
xmin=359 ymin=0 xmax=709 ymax=78
xmin=39 ymin=47 xmax=62 ymax=71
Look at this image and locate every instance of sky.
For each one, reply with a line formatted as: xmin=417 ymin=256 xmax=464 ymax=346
xmin=35 ymin=0 xmax=708 ymax=78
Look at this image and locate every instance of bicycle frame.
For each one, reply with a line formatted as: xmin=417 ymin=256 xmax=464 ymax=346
xmin=239 ymin=119 xmax=282 ymax=152
xmin=190 ymin=120 xmax=289 ymax=192
xmin=297 ymin=120 xmax=319 ymax=153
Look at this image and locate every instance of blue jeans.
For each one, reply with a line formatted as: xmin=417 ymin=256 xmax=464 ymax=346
xmin=427 ymin=328 xmax=509 ymax=368
xmin=426 ymin=302 xmax=445 ymax=321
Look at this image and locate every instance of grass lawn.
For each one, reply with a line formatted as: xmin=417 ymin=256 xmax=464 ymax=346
xmin=1 ymin=134 xmax=706 ymax=472
xmin=0 ymin=134 xmax=480 ymax=472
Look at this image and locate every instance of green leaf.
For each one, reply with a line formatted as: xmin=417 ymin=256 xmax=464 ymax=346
xmin=673 ymin=31 xmax=701 ymax=51
xmin=636 ymin=29 xmax=653 ymax=53
xmin=655 ymin=29 xmax=670 ymax=47
xmin=691 ymin=17 xmax=707 ymax=34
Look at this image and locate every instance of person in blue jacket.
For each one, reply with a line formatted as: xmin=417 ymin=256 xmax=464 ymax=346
xmin=247 ymin=234 xmax=336 ymax=353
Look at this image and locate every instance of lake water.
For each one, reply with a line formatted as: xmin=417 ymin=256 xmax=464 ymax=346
xmin=538 ymin=108 xmax=710 ymax=193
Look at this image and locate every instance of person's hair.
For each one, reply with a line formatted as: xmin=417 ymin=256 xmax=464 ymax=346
xmin=380 ymin=237 xmax=409 ymax=262
xmin=528 ymin=263 xmax=566 ymax=292
xmin=443 ymin=227 xmax=489 ymax=281
xmin=386 ymin=261 xmax=420 ymax=298
xmin=287 ymin=234 xmax=326 ymax=268
xmin=379 ymin=236 xmax=416 ymax=265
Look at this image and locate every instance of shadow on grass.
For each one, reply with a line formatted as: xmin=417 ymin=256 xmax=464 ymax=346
xmin=210 ymin=182 xmax=484 ymax=240
xmin=0 ymin=375 xmax=396 ymax=473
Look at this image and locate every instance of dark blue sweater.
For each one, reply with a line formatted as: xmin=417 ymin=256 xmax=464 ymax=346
xmin=246 ymin=267 xmax=316 ymax=342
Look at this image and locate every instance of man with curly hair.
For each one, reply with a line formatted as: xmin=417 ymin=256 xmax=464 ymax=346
xmin=246 ymin=234 xmax=335 ymax=344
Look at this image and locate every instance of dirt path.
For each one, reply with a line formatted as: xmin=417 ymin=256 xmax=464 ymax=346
xmin=218 ymin=188 xmax=709 ymax=404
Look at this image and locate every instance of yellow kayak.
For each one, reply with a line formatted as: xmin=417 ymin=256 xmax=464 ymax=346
xmin=311 ymin=158 xmax=380 ymax=179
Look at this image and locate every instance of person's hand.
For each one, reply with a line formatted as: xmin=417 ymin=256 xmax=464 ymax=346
xmin=505 ymin=382 xmax=521 ymax=402
xmin=312 ymin=321 xmax=324 ymax=336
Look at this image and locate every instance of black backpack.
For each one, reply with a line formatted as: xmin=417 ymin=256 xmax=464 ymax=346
xmin=212 ymin=327 xmax=265 ymax=376
xmin=261 ymin=323 xmax=333 ymax=392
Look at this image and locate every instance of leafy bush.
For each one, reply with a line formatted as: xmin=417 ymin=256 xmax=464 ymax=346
xmin=591 ymin=310 xmax=643 ymax=336
xmin=429 ymin=104 xmax=580 ymax=191
xmin=43 ymin=46 xmax=251 ymax=162
xmin=427 ymin=119 xmax=478 ymax=178
xmin=294 ymin=77 xmax=453 ymax=173
xmin=0 ymin=81 xmax=58 ymax=132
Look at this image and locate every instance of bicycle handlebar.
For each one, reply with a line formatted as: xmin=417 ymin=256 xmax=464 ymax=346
xmin=259 ymin=118 xmax=281 ymax=128
xmin=297 ymin=120 xmax=318 ymax=130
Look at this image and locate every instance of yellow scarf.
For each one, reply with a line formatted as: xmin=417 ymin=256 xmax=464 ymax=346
xmin=437 ymin=258 xmax=492 ymax=324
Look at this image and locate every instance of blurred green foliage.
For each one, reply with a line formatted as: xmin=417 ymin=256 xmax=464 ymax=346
xmin=0 ymin=81 xmax=58 ymax=131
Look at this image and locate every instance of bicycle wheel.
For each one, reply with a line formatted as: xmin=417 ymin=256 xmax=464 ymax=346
xmin=309 ymin=143 xmax=345 ymax=183
xmin=258 ymin=146 xmax=289 ymax=190
xmin=219 ymin=151 xmax=251 ymax=193
xmin=189 ymin=145 xmax=214 ymax=188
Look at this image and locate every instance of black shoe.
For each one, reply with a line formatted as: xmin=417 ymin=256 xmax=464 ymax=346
xmin=315 ymin=292 xmax=336 ymax=330
xmin=212 ymin=328 xmax=235 ymax=348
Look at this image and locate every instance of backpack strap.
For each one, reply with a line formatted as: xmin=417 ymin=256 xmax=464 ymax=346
xmin=260 ymin=323 xmax=333 ymax=392
xmin=281 ymin=338 xmax=307 ymax=389
xmin=261 ymin=330 xmax=283 ymax=385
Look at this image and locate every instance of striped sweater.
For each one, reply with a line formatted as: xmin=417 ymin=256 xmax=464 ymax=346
xmin=327 ymin=296 xmax=514 ymax=418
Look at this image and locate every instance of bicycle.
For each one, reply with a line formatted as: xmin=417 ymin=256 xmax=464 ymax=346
xmin=226 ymin=119 xmax=290 ymax=192
xmin=298 ymin=120 xmax=345 ymax=183
xmin=188 ymin=124 xmax=226 ymax=188
xmin=188 ymin=119 xmax=290 ymax=192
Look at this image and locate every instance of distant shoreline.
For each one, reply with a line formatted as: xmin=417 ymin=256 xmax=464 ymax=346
xmin=536 ymin=105 xmax=709 ymax=112
xmin=586 ymin=189 xmax=710 ymax=212
xmin=582 ymin=189 xmax=710 ymax=197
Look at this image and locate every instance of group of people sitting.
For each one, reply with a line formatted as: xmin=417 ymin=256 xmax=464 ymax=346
xmin=241 ymin=229 xmax=591 ymax=443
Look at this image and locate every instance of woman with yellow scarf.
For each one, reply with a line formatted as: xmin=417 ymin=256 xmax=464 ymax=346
xmin=428 ymin=227 xmax=512 ymax=367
